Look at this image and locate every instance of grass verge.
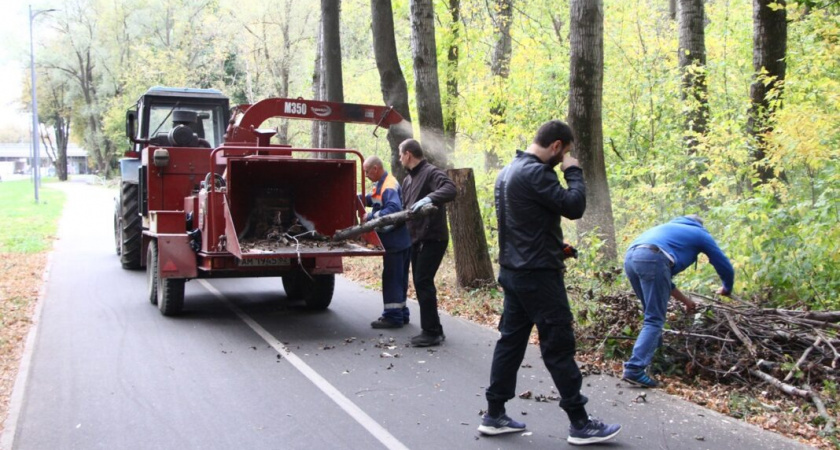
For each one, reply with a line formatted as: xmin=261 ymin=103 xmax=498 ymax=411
xmin=0 ymin=179 xmax=65 ymax=435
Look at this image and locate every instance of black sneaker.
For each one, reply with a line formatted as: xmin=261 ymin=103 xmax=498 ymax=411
xmin=477 ymin=413 xmax=526 ymax=435
xmin=622 ymin=370 xmax=659 ymax=388
xmin=410 ymin=332 xmax=444 ymax=347
xmin=371 ymin=317 xmax=403 ymax=329
xmin=567 ymin=416 xmax=621 ymax=445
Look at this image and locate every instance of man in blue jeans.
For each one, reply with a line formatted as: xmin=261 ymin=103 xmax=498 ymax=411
xmin=622 ymin=215 xmax=735 ymax=388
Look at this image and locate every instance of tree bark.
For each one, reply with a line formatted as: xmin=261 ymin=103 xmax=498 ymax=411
xmin=669 ymin=0 xmax=677 ymax=20
xmin=311 ymin=26 xmax=327 ymax=149
xmin=678 ymin=0 xmax=709 ymax=156
xmin=277 ymin=0 xmax=293 ymax=144
xmin=446 ymin=168 xmax=495 ymax=288
xmin=486 ymin=0 xmax=514 ymax=171
xmin=52 ymin=115 xmax=69 ymax=181
xmin=443 ymin=0 xmax=460 ymax=155
xmin=321 ymin=0 xmax=346 ymax=153
xmin=409 ymin=0 xmax=447 ymax=167
xmin=333 ymin=204 xmax=438 ymax=241
xmin=748 ymin=0 xmax=787 ymax=184
xmin=371 ymin=0 xmax=414 ymax=181
xmin=568 ymin=0 xmax=617 ymax=260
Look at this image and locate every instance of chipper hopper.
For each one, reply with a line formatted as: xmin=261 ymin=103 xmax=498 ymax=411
xmin=115 ymin=90 xmax=409 ymax=315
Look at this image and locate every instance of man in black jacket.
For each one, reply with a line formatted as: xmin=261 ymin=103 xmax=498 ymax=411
xmin=479 ymin=120 xmax=621 ymax=445
xmin=398 ymin=139 xmax=457 ymax=347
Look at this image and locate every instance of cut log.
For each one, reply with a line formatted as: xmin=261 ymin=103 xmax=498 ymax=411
xmin=332 ymin=204 xmax=438 ymax=241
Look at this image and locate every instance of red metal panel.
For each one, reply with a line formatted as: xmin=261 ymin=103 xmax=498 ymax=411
xmin=145 ymin=146 xmax=216 ymax=214
xmin=156 ymin=234 xmax=198 ymax=279
xmin=313 ymin=257 xmax=343 ymax=275
xmin=222 ymin=197 xmax=242 ymax=259
xmin=150 ymin=211 xmax=184 ymax=234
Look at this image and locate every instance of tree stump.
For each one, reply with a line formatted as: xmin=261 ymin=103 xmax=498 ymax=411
xmin=446 ymin=168 xmax=495 ymax=288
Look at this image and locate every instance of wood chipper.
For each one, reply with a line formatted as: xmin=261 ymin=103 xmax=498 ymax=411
xmin=114 ymin=88 xmax=409 ymax=315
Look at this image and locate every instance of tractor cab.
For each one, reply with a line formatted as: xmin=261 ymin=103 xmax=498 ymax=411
xmin=116 ymin=87 xmax=230 ymax=270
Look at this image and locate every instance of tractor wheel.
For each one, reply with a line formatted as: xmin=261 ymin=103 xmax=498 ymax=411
xmin=282 ymin=271 xmax=334 ymax=310
xmin=146 ymin=241 xmax=158 ymax=305
xmin=157 ymin=277 xmax=185 ymax=316
xmin=118 ymin=181 xmax=142 ymax=270
xmin=148 ymin=239 xmax=185 ymax=315
xmin=113 ymin=199 xmax=121 ymax=256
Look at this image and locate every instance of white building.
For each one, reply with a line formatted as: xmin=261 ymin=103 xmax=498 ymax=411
xmin=0 ymin=142 xmax=89 ymax=177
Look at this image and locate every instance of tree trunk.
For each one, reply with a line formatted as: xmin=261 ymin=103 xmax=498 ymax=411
xmin=443 ymin=0 xmax=460 ymax=155
xmin=311 ymin=26 xmax=327 ymax=148
xmin=371 ymin=0 xmax=414 ymax=181
xmin=446 ymin=168 xmax=495 ymax=288
xmin=568 ymin=0 xmax=617 ymax=260
xmin=678 ymin=0 xmax=708 ymax=155
xmin=321 ymin=0 xmax=345 ymax=153
xmin=277 ymin=0 xmax=292 ymax=144
xmin=409 ymin=0 xmax=447 ymax=167
xmin=748 ymin=0 xmax=787 ymax=185
xmin=669 ymin=0 xmax=677 ymax=20
xmin=486 ymin=0 xmax=514 ymax=171
xmin=55 ymin=115 xmax=68 ymax=181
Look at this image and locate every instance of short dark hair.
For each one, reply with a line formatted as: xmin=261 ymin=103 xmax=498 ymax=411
xmin=533 ymin=120 xmax=574 ymax=148
xmin=399 ymin=138 xmax=424 ymax=159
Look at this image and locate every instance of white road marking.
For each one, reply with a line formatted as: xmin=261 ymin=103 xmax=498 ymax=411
xmin=198 ymin=280 xmax=409 ymax=450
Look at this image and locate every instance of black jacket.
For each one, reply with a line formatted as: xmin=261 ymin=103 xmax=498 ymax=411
xmin=401 ymin=159 xmax=457 ymax=244
xmin=495 ymin=151 xmax=586 ymax=270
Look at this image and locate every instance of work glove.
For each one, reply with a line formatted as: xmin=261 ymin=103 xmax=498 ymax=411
xmin=411 ymin=197 xmax=432 ymax=212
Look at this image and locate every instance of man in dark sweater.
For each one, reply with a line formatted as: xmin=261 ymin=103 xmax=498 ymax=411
xmin=398 ymin=139 xmax=456 ymax=347
xmin=479 ymin=120 xmax=621 ymax=445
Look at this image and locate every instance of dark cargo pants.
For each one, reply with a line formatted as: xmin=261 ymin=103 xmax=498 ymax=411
xmin=485 ymin=267 xmax=588 ymax=424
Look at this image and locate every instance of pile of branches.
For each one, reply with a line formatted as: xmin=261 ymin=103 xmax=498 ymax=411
xmin=583 ymin=292 xmax=839 ymax=434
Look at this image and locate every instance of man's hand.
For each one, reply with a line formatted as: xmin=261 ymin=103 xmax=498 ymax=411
xmin=560 ymin=152 xmax=580 ymax=171
xmin=561 ymin=243 xmax=578 ymax=259
xmin=411 ymin=197 xmax=432 ymax=212
xmin=671 ymin=287 xmax=697 ymax=313
xmin=715 ymin=287 xmax=730 ymax=296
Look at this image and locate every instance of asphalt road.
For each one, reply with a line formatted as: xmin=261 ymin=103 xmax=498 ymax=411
xmin=2 ymin=182 xmax=812 ymax=450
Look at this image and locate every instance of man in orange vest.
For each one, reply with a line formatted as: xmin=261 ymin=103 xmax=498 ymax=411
xmin=362 ymin=156 xmax=412 ymax=328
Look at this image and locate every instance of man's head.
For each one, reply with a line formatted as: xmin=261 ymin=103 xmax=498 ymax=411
xmin=530 ymin=120 xmax=575 ymax=167
xmin=363 ymin=156 xmax=385 ymax=183
xmin=398 ymin=138 xmax=424 ymax=170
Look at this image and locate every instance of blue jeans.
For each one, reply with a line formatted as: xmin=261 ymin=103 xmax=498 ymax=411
xmin=623 ymin=247 xmax=672 ymax=373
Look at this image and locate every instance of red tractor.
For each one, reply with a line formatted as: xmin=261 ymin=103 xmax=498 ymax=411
xmin=114 ymin=87 xmax=407 ymax=315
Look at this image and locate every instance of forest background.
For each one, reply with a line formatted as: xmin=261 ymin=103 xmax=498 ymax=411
xmin=7 ymin=0 xmax=840 ymax=445
xmin=18 ymin=0 xmax=838 ymax=309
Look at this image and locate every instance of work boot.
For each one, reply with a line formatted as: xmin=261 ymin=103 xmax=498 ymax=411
xmin=410 ymin=332 xmax=444 ymax=347
xmin=371 ymin=317 xmax=403 ymax=329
